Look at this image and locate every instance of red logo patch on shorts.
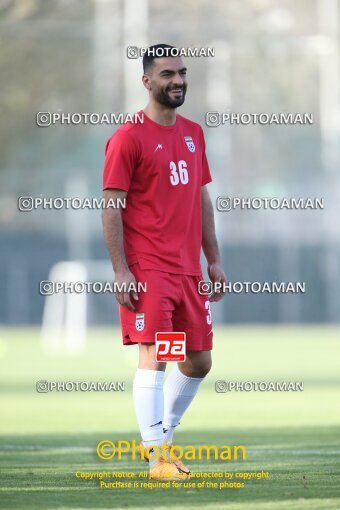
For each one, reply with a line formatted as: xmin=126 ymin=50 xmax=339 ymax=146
xmin=155 ymin=332 xmax=186 ymax=362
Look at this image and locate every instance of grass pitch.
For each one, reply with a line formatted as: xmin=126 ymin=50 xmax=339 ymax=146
xmin=0 ymin=326 xmax=340 ymax=509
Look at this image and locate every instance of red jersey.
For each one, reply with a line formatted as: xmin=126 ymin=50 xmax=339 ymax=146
xmin=102 ymin=110 xmax=212 ymax=275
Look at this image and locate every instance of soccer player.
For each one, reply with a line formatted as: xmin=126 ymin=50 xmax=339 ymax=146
xmin=102 ymin=44 xmax=227 ymax=480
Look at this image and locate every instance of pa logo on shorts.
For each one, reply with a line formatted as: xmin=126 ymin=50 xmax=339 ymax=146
xmin=184 ymin=136 xmax=195 ymax=153
xmin=135 ymin=313 xmax=145 ymax=332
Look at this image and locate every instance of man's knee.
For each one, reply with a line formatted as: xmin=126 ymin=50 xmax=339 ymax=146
xmin=185 ymin=362 xmax=211 ymax=378
xmin=138 ymin=343 xmax=166 ymax=371
xmin=180 ymin=353 xmax=212 ymax=378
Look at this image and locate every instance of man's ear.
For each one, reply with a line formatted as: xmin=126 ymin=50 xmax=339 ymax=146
xmin=142 ymin=74 xmax=151 ymax=90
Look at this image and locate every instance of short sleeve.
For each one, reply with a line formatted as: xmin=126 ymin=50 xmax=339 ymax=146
xmin=102 ymin=130 xmax=139 ymax=191
xmin=200 ymin=127 xmax=212 ymax=186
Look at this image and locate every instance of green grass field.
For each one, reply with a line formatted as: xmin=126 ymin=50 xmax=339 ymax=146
xmin=1 ymin=326 xmax=340 ymax=510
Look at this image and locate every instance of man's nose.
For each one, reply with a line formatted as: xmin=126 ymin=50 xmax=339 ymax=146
xmin=172 ymin=74 xmax=185 ymax=86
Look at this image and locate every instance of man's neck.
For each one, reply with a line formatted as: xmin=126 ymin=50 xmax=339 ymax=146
xmin=143 ymin=103 xmax=177 ymax=126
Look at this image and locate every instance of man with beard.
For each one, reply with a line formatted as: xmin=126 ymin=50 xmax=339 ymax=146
xmin=102 ymin=44 xmax=226 ymax=480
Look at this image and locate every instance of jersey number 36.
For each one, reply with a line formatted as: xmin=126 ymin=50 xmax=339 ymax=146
xmin=170 ymin=160 xmax=189 ymax=186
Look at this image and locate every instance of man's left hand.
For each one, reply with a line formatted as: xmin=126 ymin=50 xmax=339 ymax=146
xmin=207 ymin=263 xmax=228 ymax=302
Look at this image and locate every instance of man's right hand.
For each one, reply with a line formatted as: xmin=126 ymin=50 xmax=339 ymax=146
xmin=114 ymin=268 xmax=139 ymax=311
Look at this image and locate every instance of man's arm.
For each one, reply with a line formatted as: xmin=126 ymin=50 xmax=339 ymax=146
xmin=102 ymin=188 xmax=138 ymax=311
xmin=201 ymin=185 xmax=227 ymax=302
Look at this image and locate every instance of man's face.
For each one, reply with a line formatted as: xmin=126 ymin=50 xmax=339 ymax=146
xmin=144 ymin=57 xmax=187 ymax=108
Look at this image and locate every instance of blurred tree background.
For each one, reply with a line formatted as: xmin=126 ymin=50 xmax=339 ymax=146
xmin=0 ymin=0 xmax=339 ymax=325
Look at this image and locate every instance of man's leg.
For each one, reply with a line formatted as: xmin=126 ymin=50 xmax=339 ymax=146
xmin=133 ymin=343 xmax=166 ymax=466
xmin=163 ymin=350 xmax=212 ymax=444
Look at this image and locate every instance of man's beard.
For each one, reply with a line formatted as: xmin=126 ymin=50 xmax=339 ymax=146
xmin=153 ymin=85 xmax=187 ymax=108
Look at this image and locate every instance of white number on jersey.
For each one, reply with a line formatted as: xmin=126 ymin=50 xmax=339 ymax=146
xmin=169 ymin=160 xmax=189 ymax=186
xmin=205 ymin=300 xmax=212 ymax=325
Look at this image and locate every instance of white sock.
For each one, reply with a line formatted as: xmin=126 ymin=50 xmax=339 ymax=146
xmin=163 ymin=365 xmax=204 ymax=444
xmin=133 ymin=369 xmax=164 ymax=467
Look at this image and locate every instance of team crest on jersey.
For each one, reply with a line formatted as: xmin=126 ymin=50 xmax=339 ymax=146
xmin=184 ymin=136 xmax=195 ymax=153
xmin=135 ymin=313 xmax=145 ymax=332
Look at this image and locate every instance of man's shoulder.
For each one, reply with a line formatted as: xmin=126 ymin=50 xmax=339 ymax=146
xmin=114 ymin=118 xmax=143 ymax=136
xmin=106 ymin=120 xmax=142 ymax=149
xmin=177 ymin=114 xmax=203 ymax=133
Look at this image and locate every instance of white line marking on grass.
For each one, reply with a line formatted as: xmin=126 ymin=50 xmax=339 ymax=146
xmin=0 ymin=445 xmax=92 ymax=452
xmin=1 ymin=445 xmax=340 ymax=455
xmin=249 ymin=448 xmax=340 ymax=455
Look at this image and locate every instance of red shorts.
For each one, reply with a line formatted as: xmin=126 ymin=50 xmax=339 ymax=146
xmin=119 ymin=263 xmax=213 ymax=351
